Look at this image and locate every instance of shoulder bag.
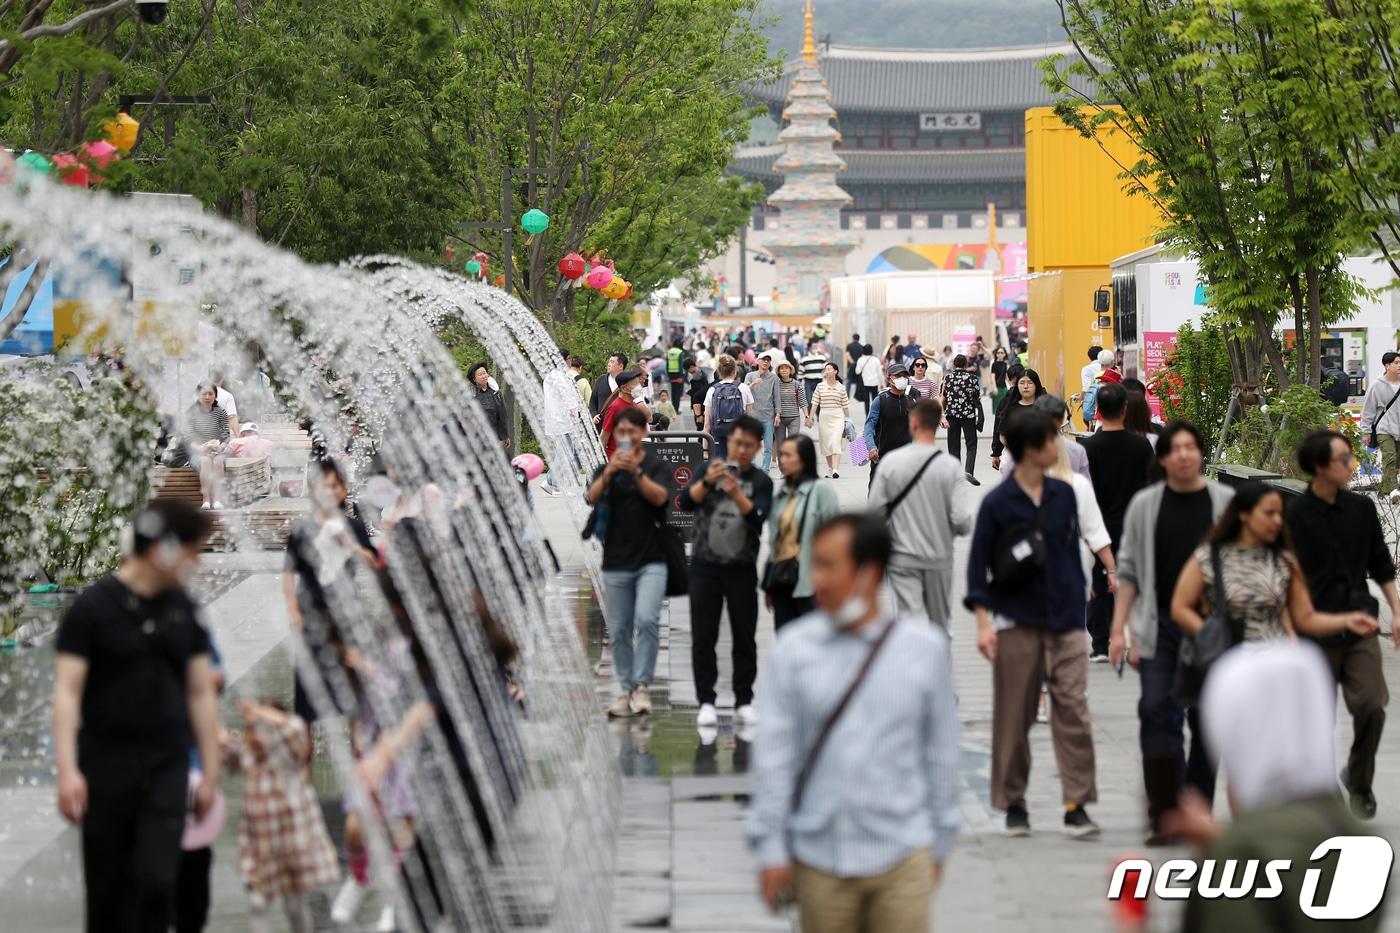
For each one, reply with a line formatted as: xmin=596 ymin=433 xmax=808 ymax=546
xmin=883 ymin=452 xmax=942 ymax=518
xmin=787 ymin=620 xmax=898 ymax=844
xmin=654 ymin=515 xmax=689 ymax=597
xmin=990 ymin=497 xmax=1048 ymax=589
xmin=1369 ymin=385 xmax=1400 ymax=448
xmin=762 ymin=486 xmax=813 ymax=594
xmin=1172 ymin=544 xmax=1232 ymax=707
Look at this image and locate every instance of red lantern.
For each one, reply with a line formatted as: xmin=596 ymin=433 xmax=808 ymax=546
xmin=558 ymin=252 xmax=586 ymax=281
xmin=53 ymin=153 xmax=90 ymax=188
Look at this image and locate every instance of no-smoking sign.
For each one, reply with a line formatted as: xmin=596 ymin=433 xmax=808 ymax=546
xmin=673 ymin=465 xmax=693 ymax=486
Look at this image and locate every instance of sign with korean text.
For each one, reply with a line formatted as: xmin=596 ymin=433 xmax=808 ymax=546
xmin=919 ymin=112 xmax=981 ymax=131
xmin=1142 ymin=331 xmax=1179 ymax=420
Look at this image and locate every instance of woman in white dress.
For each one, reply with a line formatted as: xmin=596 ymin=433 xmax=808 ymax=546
xmin=810 ymin=361 xmax=851 ymax=479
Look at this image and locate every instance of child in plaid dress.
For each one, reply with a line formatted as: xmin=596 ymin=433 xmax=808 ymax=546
xmin=225 ymin=699 xmax=339 ymax=933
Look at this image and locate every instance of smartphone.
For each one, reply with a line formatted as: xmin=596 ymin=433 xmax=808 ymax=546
xmin=725 ymin=461 xmax=740 ymax=475
xmin=1114 ymin=652 xmax=1126 ymax=679
xmin=618 ymin=438 xmax=635 ymax=453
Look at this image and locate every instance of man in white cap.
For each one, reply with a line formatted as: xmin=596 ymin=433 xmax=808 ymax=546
xmin=227 ymin=422 xmax=273 ymax=460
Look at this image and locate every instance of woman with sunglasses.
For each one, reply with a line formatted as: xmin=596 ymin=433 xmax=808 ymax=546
xmin=908 ymin=357 xmax=939 ymax=400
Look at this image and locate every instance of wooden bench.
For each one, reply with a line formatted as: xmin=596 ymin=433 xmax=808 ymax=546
xmin=150 ymin=456 xmax=271 ymax=508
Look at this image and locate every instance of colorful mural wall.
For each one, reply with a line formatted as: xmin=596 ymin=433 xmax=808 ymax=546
xmin=865 ymin=242 xmax=1028 ymax=314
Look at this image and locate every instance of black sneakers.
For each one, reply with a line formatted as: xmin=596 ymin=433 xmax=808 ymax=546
xmin=1005 ymin=805 xmax=1031 ymax=837
xmin=966 ymin=472 xmax=982 ymax=487
xmin=1063 ymin=804 xmax=1101 ymax=839
xmin=1341 ymin=768 xmax=1378 ymax=820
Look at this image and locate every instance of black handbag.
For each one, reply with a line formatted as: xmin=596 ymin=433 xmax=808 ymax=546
xmin=762 ymin=485 xmax=813 ymax=594
xmin=1172 ymin=544 xmax=1232 ymax=707
xmin=990 ymin=500 xmax=1048 ymax=589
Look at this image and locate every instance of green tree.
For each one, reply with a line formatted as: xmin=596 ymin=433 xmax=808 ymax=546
xmin=1046 ymin=0 xmax=1377 ymax=390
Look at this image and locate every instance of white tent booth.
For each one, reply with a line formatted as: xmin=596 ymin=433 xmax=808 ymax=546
xmin=829 ymin=269 xmax=997 ymax=359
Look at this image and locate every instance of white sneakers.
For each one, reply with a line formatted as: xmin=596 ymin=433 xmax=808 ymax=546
xmin=630 ymin=684 xmax=652 ymax=715
xmin=330 ymin=878 xmax=367 ymax=924
xmin=696 ymin=703 xmax=718 ymax=727
xmin=376 ymin=904 xmax=396 ymax=932
xmin=737 ymin=704 xmax=759 ymax=726
xmin=694 ymin=703 xmax=758 ymax=728
xmin=212 ymin=500 xmax=224 ymax=510
xmin=607 ymin=693 xmax=634 ymax=718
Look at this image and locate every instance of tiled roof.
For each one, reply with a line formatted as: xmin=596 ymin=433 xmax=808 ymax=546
xmin=731 ymin=146 xmax=1025 ymax=184
xmin=749 ymin=43 xmax=1093 ymax=114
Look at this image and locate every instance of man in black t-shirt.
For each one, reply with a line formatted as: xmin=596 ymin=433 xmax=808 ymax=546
xmin=686 ymin=358 xmax=711 ymax=431
xmin=587 ymin=407 xmax=674 ymax=718
xmin=1079 ymin=384 xmax=1155 ymax=660
xmin=845 ymin=334 xmax=864 ymax=398
xmin=1110 ymin=422 xmax=1233 ymax=843
xmin=682 ymin=415 xmax=773 ymax=730
xmin=53 ymin=499 xmax=221 ymax=933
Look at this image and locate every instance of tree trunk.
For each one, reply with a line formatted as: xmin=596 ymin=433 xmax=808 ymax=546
xmin=1306 ymin=266 xmax=1323 ymax=388
xmin=235 ymin=0 xmax=257 ymax=232
xmin=1249 ymin=307 xmax=1292 ymax=391
xmin=1288 ymin=273 xmax=1306 ymax=386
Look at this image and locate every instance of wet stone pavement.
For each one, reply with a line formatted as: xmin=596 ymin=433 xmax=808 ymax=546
xmin=4 ymin=425 xmax=1400 ymax=931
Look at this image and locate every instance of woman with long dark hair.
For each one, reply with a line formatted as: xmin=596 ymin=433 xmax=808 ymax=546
xmin=990 ymin=346 xmax=1011 ymax=409
xmin=990 ymin=366 xmax=1045 ymax=470
xmin=1171 ymin=481 xmax=1378 ymax=644
xmin=763 ymin=435 xmax=839 ymax=629
xmin=811 ymin=361 xmax=850 ymax=478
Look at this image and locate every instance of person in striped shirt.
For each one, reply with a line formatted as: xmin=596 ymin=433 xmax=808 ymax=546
xmin=799 ymin=346 xmax=828 ymax=407
xmin=184 ymin=382 xmax=231 ymax=510
xmin=907 ymin=356 xmax=939 ymax=400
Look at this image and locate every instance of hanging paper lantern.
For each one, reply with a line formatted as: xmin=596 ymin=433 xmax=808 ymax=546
xmin=621 ymin=281 xmax=634 ymax=300
xmin=602 ymin=277 xmax=628 ymax=301
xmin=465 ymin=259 xmax=482 ymax=276
xmin=16 ymin=151 xmax=54 ymax=175
xmin=80 ymin=139 xmax=120 ymax=170
xmin=586 ymin=266 xmax=614 ymax=290
xmin=492 ymin=274 xmax=506 ymax=287
xmin=0 ymin=150 xmax=15 ymax=186
xmin=444 ymin=244 xmax=456 ymax=265
xmin=104 ymin=113 xmax=140 ymax=152
xmin=557 ymin=252 xmax=586 ymax=281
xmin=53 ymin=153 xmax=90 ymax=187
xmin=520 ymin=208 xmax=550 ymax=236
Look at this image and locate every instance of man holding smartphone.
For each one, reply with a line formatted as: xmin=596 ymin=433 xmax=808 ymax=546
xmin=683 ymin=415 xmax=772 ymax=730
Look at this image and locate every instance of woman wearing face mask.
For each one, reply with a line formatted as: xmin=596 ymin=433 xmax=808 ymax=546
xmin=763 ymin=436 xmax=839 ymax=629
xmin=599 ymin=370 xmax=652 ymax=458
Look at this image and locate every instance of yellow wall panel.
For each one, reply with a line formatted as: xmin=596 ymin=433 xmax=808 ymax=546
xmin=1025 ymin=107 xmax=1162 ymax=272
xmin=1027 ymin=268 xmax=1114 ymax=414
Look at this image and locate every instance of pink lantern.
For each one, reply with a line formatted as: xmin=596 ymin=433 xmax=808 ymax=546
xmin=512 ymin=453 xmax=545 ymax=481
xmin=586 ymin=266 xmax=614 ymax=290
xmin=52 ymin=153 xmax=90 ymax=188
xmin=80 ymin=139 xmax=119 ymax=169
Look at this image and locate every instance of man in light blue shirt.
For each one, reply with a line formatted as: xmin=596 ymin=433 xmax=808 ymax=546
xmin=747 ymin=514 xmax=960 ymax=932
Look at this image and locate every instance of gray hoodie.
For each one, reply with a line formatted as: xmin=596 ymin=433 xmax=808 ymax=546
xmin=745 ymin=369 xmax=780 ymax=421
xmin=866 ymin=441 xmax=973 ymax=570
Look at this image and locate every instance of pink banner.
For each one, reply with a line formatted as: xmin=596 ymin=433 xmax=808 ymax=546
xmin=1142 ymin=331 xmax=1178 ymax=420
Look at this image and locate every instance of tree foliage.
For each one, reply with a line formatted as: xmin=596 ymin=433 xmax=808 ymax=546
xmin=1 ymin=0 xmax=772 ymax=320
xmin=1046 ymin=0 xmax=1395 ymax=390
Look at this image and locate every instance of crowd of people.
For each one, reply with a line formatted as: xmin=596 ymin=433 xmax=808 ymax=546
xmin=51 ymin=323 xmax=1399 ymax=933
xmin=572 ymin=327 xmax=1396 ymax=932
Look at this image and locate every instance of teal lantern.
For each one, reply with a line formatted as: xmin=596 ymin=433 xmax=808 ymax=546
xmin=16 ymin=151 xmax=54 ymax=175
xmin=520 ymin=208 xmax=550 ymax=236
xmin=465 ymin=259 xmax=482 ymax=276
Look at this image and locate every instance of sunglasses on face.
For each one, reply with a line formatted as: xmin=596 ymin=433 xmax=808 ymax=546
xmin=913 ymin=363 xmax=927 ymax=369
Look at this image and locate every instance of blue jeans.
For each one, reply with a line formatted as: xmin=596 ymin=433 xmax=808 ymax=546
xmin=1138 ymin=617 xmax=1216 ymax=828
xmin=760 ymin=418 xmax=775 ymax=470
xmin=603 ymin=563 xmax=667 ymax=692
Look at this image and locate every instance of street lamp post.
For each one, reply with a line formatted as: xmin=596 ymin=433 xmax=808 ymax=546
xmin=455 ymin=165 xmax=559 ymax=298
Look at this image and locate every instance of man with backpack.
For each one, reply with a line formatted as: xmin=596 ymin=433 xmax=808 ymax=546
xmin=1360 ymin=351 xmax=1400 ymax=498
xmin=666 ymin=338 xmax=686 ymax=409
xmin=868 ymin=399 xmax=973 ymax=629
xmin=863 ymin=362 xmax=914 ymax=488
xmin=703 ymin=355 xmax=755 ymax=461
xmin=747 ymin=515 xmax=959 ymax=932
xmin=965 ymin=412 xmax=1100 ymax=840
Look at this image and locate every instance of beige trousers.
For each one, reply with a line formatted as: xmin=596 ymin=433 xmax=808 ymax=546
xmin=794 ymin=849 xmax=934 ymax=933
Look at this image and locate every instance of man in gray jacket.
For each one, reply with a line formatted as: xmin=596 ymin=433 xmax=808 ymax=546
xmin=745 ymin=352 xmax=782 ymax=472
xmin=867 ymin=399 xmax=973 ymax=629
xmin=1360 ymin=351 xmax=1400 ymax=497
xmin=1108 ymin=421 xmax=1234 ymax=845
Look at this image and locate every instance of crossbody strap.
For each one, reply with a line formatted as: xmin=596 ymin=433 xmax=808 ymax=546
xmin=790 ymin=620 xmax=898 ymax=817
xmin=1375 ymin=385 xmax=1400 ymax=429
xmin=884 ymin=452 xmax=941 ymax=517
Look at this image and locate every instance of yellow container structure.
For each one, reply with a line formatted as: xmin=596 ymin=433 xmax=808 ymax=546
xmin=1023 ymin=107 xmax=1161 ymax=419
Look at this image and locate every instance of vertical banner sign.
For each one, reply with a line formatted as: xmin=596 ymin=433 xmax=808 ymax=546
xmin=644 ymin=432 xmax=712 ymax=543
xmin=1142 ymin=331 xmax=1179 ymax=420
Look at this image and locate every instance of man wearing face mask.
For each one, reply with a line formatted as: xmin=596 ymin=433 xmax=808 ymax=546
xmin=53 ymin=499 xmax=223 ymax=933
xmin=863 ymin=362 xmax=914 ymax=488
xmin=748 ymin=514 xmax=959 ymax=932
